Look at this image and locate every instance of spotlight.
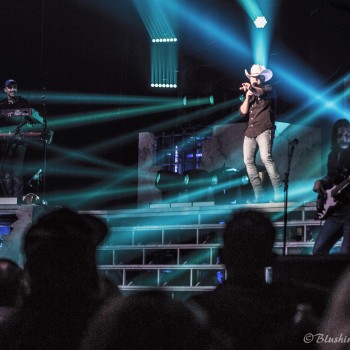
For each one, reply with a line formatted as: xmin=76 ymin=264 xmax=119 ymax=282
xmin=207 ymin=166 xmax=258 ymax=204
xmin=241 ymin=174 xmax=249 ymax=186
xmin=208 ymin=166 xmax=241 ymax=204
xmin=183 ymin=169 xmax=211 ymax=202
xmin=155 ymin=170 xmax=184 ymax=203
xmin=254 ymin=16 xmax=267 ymax=28
xmin=182 ymin=95 xmax=215 ymax=107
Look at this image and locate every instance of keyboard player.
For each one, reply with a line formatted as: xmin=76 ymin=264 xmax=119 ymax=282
xmin=0 ymin=79 xmax=44 ymax=201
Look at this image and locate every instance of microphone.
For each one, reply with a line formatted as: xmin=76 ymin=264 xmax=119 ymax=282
xmin=28 ymin=169 xmax=42 ymax=187
xmin=289 ymin=139 xmax=299 ymax=146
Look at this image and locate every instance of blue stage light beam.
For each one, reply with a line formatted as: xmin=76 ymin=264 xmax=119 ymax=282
xmin=132 ymin=0 xmax=178 ymax=89
xmin=249 ymin=0 xmax=278 ymax=67
xmin=132 ymin=0 xmax=176 ymax=40
xmin=251 ymin=28 xmax=269 ymax=67
xmin=267 ymin=49 xmax=346 ymax=123
xmin=23 ymin=91 xmax=176 ymax=105
xmin=281 ymin=74 xmax=349 ymax=125
xmin=164 ymin=0 xmax=250 ymax=59
xmin=236 ymin=0 xmax=263 ymax=23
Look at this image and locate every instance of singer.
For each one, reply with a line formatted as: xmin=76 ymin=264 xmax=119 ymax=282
xmin=239 ymin=64 xmax=283 ymax=202
xmin=0 ymin=79 xmax=44 ymax=201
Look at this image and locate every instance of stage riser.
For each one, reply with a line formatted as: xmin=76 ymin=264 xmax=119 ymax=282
xmin=0 ymin=203 xmax=343 ymax=297
xmin=93 ymin=203 xmax=335 ymax=294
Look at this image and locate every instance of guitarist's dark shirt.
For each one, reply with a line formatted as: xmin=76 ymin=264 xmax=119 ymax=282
xmin=322 ymin=149 xmax=350 ymax=204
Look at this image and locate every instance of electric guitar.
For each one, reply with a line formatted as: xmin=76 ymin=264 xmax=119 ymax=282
xmin=316 ymin=175 xmax=350 ymax=220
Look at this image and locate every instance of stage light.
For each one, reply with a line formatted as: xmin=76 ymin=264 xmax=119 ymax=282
xmin=183 ymin=169 xmax=211 ymax=202
xmin=254 ymin=16 xmax=267 ymax=28
xmin=151 ymin=84 xmax=177 ymax=89
xmin=150 ymin=39 xmax=178 ymax=89
xmin=183 ymin=170 xmax=210 ymax=187
xmin=211 ymin=174 xmax=218 ymax=186
xmin=241 ymin=174 xmax=249 ymax=185
xmin=182 ymin=95 xmax=215 ymax=107
xmin=152 ymin=37 xmax=178 ymax=43
xmin=155 ymin=170 xmax=184 ymax=202
xmin=208 ymin=166 xmax=244 ymax=204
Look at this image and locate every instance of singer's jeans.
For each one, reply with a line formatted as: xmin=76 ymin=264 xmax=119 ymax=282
xmin=243 ymin=129 xmax=282 ymax=201
xmin=313 ymin=205 xmax=350 ymax=255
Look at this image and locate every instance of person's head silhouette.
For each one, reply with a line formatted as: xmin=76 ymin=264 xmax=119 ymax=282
xmin=222 ymin=210 xmax=276 ymax=284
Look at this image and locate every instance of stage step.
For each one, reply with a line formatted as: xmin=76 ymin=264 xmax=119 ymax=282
xmin=0 ymin=197 xmax=17 ymax=205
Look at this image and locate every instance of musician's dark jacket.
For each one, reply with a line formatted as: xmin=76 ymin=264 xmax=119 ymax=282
xmin=320 ymin=148 xmax=350 ymax=204
xmin=0 ymin=96 xmax=29 ymax=108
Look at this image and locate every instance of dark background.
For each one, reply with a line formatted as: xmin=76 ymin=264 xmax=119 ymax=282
xmin=0 ymin=0 xmax=349 ymax=209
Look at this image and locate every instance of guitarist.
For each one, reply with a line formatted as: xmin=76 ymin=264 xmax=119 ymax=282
xmin=313 ymin=118 xmax=350 ymax=255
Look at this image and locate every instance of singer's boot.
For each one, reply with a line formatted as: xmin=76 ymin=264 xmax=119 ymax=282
xmin=273 ymin=185 xmax=283 ymax=202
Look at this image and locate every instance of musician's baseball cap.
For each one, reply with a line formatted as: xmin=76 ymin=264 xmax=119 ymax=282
xmin=4 ymin=79 xmax=17 ymax=87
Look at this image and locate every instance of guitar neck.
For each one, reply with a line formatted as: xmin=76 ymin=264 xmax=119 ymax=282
xmin=331 ymin=175 xmax=350 ymax=197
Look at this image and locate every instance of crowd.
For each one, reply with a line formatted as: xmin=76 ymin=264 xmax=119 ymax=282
xmin=0 ymin=207 xmax=348 ymax=349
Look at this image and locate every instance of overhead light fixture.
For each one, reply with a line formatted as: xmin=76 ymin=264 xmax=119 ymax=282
xmin=152 ymin=38 xmax=178 ymax=43
xmin=151 ymin=83 xmax=177 ymax=89
xmin=254 ymin=16 xmax=267 ymax=28
xmin=151 ymin=36 xmax=178 ymax=89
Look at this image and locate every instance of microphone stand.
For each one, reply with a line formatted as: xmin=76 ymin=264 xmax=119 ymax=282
xmin=41 ymin=95 xmax=48 ymax=205
xmin=283 ymin=141 xmax=297 ymax=256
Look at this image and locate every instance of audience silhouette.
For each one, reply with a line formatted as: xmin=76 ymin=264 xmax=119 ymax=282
xmin=80 ymin=290 xmax=229 ymax=350
xmin=0 ymin=206 xmax=341 ymax=350
xmin=318 ymin=265 xmax=350 ymax=350
xmin=0 ymin=207 xmax=118 ymax=350
xmin=0 ymin=259 xmax=24 ymax=323
xmin=189 ymin=210 xmax=322 ymax=349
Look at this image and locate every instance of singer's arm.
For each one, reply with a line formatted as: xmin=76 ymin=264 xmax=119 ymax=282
xmin=239 ymin=88 xmax=254 ymax=115
xmin=239 ymin=95 xmax=250 ymax=115
xmin=249 ymin=83 xmax=264 ymax=97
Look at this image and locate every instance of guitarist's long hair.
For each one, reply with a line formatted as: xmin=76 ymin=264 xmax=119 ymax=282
xmin=331 ymin=118 xmax=350 ymax=151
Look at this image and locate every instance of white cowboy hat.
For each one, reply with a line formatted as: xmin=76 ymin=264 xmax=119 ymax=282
xmin=245 ymin=64 xmax=273 ymax=82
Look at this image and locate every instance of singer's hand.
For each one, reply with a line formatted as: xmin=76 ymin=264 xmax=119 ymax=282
xmin=239 ymin=82 xmax=250 ymax=92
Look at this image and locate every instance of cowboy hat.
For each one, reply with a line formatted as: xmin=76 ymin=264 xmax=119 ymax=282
xmin=245 ymin=64 xmax=273 ymax=82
